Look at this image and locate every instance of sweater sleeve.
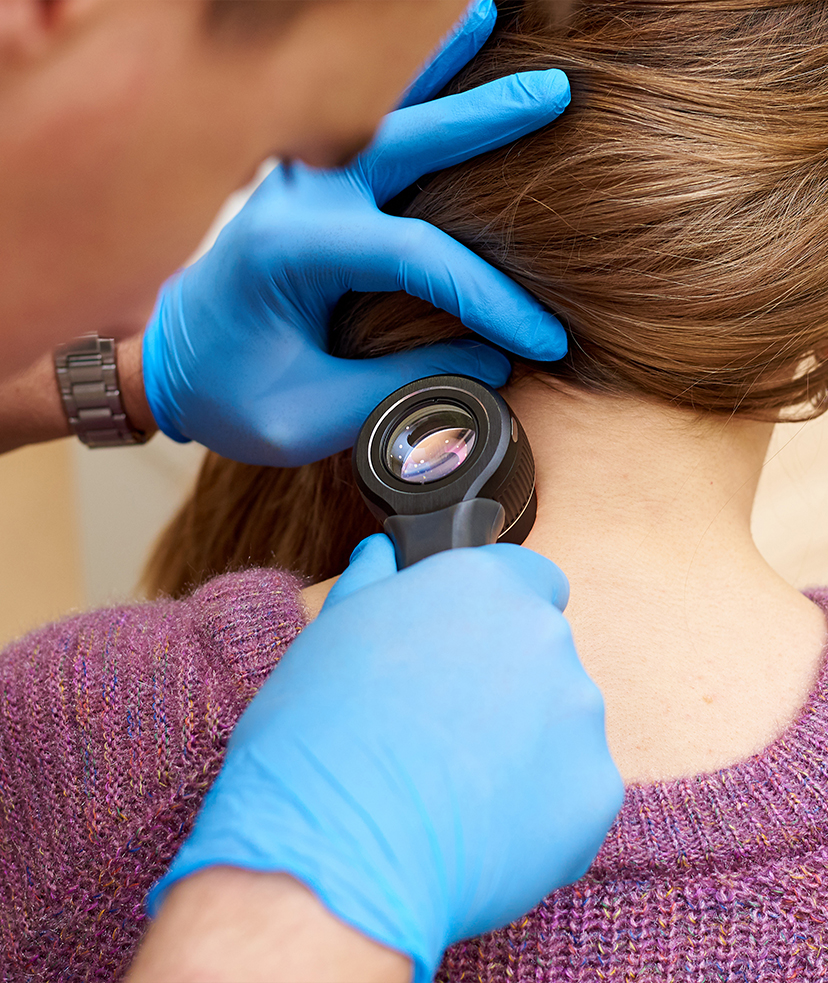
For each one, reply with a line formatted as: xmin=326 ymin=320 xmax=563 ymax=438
xmin=0 ymin=568 xmax=306 ymax=982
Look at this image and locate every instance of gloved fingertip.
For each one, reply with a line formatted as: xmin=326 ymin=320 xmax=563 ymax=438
xmin=528 ymin=552 xmax=570 ymax=613
xmin=348 ymin=540 xmax=368 ymax=565
xmin=323 ymin=534 xmax=398 ymax=609
xmin=550 ymin=568 xmax=570 ymax=613
xmin=483 ymin=543 xmax=571 ymax=610
xmin=514 ymin=68 xmax=572 ymax=117
xmin=397 ymin=0 xmax=496 ymax=109
xmin=347 ymin=533 xmax=397 ymax=570
xmin=441 ymin=341 xmax=512 ymax=387
xmin=517 ymin=312 xmax=568 ymax=362
xmin=463 ymin=0 xmax=497 ymax=38
xmin=542 ymin=68 xmax=572 ymax=109
xmin=455 ymin=0 xmax=496 ymax=45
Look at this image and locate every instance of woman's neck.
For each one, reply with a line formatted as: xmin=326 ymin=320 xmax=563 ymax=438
xmin=505 ymin=377 xmax=827 ymax=784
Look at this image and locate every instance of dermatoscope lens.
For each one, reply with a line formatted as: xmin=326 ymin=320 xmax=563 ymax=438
xmin=385 ymin=403 xmax=477 ymax=484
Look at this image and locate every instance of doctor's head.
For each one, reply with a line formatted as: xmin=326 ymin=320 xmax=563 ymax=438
xmin=0 ymin=0 xmax=469 ymax=375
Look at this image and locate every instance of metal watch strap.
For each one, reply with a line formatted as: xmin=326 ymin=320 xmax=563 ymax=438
xmin=54 ymin=335 xmax=149 ymax=448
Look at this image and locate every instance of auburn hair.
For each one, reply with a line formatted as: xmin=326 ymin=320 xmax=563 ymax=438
xmin=144 ymin=0 xmax=828 ymax=598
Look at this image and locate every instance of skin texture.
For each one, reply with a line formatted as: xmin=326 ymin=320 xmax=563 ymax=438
xmin=501 ymin=377 xmax=827 ymax=784
xmin=126 ymin=868 xmax=411 ymax=983
xmin=302 ymin=575 xmax=336 ymax=621
xmin=303 ymin=374 xmax=827 ymax=783
xmin=0 ymin=0 xmax=467 ymax=378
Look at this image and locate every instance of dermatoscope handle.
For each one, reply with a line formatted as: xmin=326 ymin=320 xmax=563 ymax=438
xmin=383 ymin=498 xmax=506 ymax=570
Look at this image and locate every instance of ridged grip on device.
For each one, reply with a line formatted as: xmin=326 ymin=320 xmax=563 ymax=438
xmin=495 ymin=419 xmax=535 ymax=537
xmin=384 ymin=499 xmax=506 ymax=570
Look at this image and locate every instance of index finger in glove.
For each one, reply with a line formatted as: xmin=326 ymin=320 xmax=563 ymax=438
xmin=367 ymin=69 xmax=571 ymax=206
xmin=322 ymin=535 xmax=398 ymax=610
xmin=346 ymin=214 xmax=567 ymax=361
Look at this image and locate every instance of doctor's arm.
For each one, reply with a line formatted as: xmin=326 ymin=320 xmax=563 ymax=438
xmin=129 ymin=537 xmax=622 ymax=983
xmin=0 ymin=331 xmax=155 ymax=455
xmin=128 ymin=868 xmax=410 ymax=983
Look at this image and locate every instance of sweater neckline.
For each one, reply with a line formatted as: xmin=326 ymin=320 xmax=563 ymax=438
xmin=591 ymin=587 xmax=828 ymax=881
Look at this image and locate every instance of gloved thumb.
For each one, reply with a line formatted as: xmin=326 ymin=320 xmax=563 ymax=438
xmin=322 ymin=534 xmax=398 ymax=609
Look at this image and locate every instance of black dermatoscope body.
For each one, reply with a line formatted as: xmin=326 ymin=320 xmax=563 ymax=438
xmin=353 ymin=375 xmax=536 ymax=570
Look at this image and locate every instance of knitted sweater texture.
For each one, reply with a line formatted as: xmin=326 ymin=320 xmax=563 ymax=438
xmin=0 ymin=569 xmax=306 ymax=981
xmin=1 ymin=572 xmax=828 ymax=981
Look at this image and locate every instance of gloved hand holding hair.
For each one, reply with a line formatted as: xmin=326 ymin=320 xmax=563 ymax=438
xmin=142 ymin=0 xmax=570 ymax=467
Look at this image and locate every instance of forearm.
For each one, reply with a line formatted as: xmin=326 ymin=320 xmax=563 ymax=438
xmin=127 ymin=868 xmax=411 ymax=983
xmin=0 ymin=330 xmax=157 ymax=455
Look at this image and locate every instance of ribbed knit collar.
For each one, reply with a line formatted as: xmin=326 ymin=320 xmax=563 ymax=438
xmin=591 ymin=587 xmax=828 ymax=882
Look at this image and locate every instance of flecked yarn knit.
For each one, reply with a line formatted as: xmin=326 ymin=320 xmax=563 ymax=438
xmin=1 ymin=573 xmax=828 ymax=980
xmin=0 ymin=569 xmax=306 ymax=981
xmin=437 ymin=589 xmax=828 ymax=983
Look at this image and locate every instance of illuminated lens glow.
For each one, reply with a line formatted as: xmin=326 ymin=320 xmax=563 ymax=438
xmin=386 ymin=404 xmax=477 ymax=485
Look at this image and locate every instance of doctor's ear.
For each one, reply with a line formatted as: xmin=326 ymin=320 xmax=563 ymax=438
xmin=0 ymin=0 xmax=95 ymax=62
xmin=0 ymin=0 xmax=51 ymax=60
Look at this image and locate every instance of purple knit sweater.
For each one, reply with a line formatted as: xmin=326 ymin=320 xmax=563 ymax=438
xmin=2 ymin=572 xmax=828 ymax=981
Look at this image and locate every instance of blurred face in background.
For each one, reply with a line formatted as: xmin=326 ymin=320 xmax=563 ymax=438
xmin=0 ymin=0 xmax=467 ymax=377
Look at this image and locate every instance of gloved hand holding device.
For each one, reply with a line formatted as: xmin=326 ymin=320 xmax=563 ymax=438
xmin=150 ymin=535 xmax=624 ymax=983
xmin=142 ymin=0 xmax=570 ymax=467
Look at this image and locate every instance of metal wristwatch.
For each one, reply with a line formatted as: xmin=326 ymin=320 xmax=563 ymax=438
xmin=54 ymin=335 xmax=150 ymax=448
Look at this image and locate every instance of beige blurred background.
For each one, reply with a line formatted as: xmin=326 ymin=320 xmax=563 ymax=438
xmin=0 ymin=436 xmax=204 ymax=645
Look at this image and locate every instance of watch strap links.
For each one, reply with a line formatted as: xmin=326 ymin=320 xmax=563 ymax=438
xmin=54 ymin=335 xmax=150 ymax=448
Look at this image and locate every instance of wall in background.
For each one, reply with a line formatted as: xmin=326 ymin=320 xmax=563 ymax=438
xmin=0 ymin=441 xmax=83 ymax=646
xmin=72 ymin=436 xmax=205 ymax=607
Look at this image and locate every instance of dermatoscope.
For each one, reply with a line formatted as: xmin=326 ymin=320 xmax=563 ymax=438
xmin=353 ymin=375 xmax=536 ymax=570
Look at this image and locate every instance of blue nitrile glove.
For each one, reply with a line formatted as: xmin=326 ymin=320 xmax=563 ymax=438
xmin=149 ymin=536 xmax=624 ymax=982
xmin=142 ymin=10 xmax=570 ymax=466
xmin=398 ymin=0 xmax=499 ymax=110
